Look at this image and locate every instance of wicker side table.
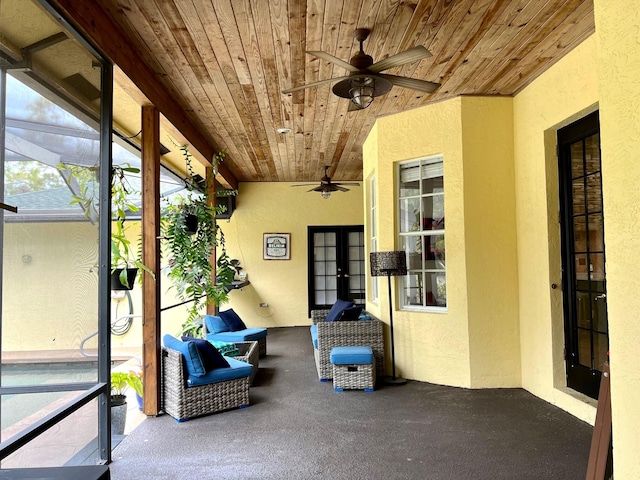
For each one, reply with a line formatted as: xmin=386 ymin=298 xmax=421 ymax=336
xmin=233 ymin=341 xmax=259 ymax=384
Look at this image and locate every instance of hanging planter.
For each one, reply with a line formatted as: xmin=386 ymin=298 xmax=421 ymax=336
xmin=110 ymin=267 xmax=139 ymax=291
xmin=184 ymin=212 xmax=198 ymax=235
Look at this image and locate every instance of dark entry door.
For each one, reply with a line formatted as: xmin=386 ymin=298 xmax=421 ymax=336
xmin=558 ymin=111 xmax=609 ymax=399
xmin=307 ymin=226 xmax=365 ymax=315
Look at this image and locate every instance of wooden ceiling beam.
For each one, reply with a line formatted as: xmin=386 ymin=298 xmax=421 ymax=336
xmin=48 ymin=0 xmax=238 ymax=190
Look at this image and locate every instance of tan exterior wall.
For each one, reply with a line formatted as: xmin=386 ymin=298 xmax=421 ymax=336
xmin=594 ymin=1 xmax=640 ymax=477
xmin=513 ymin=35 xmax=599 ymax=424
xmin=217 ymin=181 xmax=364 ymax=328
xmin=363 ymin=96 xmax=520 ymax=388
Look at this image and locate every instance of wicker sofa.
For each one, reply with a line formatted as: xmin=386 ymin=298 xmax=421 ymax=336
xmin=161 ymin=346 xmax=251 ymax=422
xmin=310 ymin=309 xmax=385 ymax=382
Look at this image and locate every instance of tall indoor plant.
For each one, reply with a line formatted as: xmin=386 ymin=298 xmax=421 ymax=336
xmin=162 ymin=145 xmax=236 ymax=336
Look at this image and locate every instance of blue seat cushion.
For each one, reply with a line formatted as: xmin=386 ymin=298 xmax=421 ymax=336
xmin=330 ymin=346 xmax=374 ymax=365
xmin=204 ymin=315 xmax=229 ymax=334
xmin=206 ymin=327 xmax=267 ymax=343
xmin=310 ymin=325 xmax=318 ymax=349
xmin=186 ymin=357 xmax=253 ymax=387
xmin=163 ymin=334 xmax=206 ymax=377
xmin=181 ymin=336 xmax=230 ymax=370
xmin=325 ymin=299 xmax=354 ymax=322
xmin=218 ymin=309 xmax=247 ymax=332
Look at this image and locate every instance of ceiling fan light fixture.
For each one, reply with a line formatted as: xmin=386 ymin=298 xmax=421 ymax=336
xmin=321 ymin=190 xmax=332 ymax=199
xmin=349 ymin=77 xmax=375 ymax=109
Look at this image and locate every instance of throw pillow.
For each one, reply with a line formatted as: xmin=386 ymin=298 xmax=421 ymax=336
xmin=339 ymin=305 xmax=363 ymax=321
xmin=325 ymin=299 xmax=354 ymax=322
xmin=204 ymin=315 xmax=229 ymax=334
xmin=182 ymin=336 xmax=230 ymax=370
xmin=163 ymin=334 xmax=206 ymax=377
xmin=218 ymin=309 xmax=247 ymax=332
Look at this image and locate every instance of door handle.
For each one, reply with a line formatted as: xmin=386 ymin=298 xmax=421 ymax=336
xmin=595 ymin=293 xmax=606 ymax=300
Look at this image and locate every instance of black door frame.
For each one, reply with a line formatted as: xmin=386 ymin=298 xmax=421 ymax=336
xmin=558 ymin=110 xmax=608 ymax=399
xmin=307 ymin=225 xmax=364 ymax=316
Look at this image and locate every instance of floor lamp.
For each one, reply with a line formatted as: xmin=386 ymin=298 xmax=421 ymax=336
xmin=370 ymin=251 xmax=407 ymax=386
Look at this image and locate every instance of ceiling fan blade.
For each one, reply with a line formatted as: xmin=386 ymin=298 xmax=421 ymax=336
xmin=307 ymin=51 xmax=359 ymax=72
xmin=334 ymin=182 xmax=360 ymax=186
xmin=333 ymin=185 xmax=350 ymax=192
xmin=282 ymin=75 xmax=350 ymax=94
xmin=377 ymin=74 xmax=441 ymax=93
xmin=368 ymin=46 xmax=432 ymax=73
xmin=292 ymin=183 xmax=320 ymax=187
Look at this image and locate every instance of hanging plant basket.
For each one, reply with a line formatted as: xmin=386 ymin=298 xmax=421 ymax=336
xmin=110 ymin=268 xmax=138 ymax=291
xmin=185 ymin=213 xmax=198 ymax=235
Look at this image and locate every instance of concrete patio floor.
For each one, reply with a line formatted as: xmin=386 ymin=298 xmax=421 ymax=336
xmin=109 ymin=326 xmax=592 ymax=479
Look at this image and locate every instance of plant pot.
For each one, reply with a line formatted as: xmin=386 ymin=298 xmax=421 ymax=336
xmin=135 ymin=393 xmax=143 ymax=411
xmin=110 ymin=395 xmax=127 ymax=436
xmin=111 ymin=268 xmax=138 ymax=290
xmin=185 ymin=213 xmax=198 ymax=235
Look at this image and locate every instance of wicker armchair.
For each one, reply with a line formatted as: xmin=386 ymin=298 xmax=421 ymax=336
xmin=310 ymin=309 xmax=385 ymax=381
xmin=162 ymin=347 xmax=250 ymax=422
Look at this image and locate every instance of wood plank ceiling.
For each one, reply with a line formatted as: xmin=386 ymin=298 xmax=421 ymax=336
xmin=96 ymin=0 xmax=594 ymax=183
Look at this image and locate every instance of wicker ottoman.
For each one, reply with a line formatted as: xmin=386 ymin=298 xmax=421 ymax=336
xmin=330 ymin=346 xmax=376 ymax=392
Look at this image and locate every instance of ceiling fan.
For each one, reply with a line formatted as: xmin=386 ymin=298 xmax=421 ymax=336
xmin=292 ymin=166 xmax=359 ymax=199
xmin=282 ymin=28 xmax=441 ymax=110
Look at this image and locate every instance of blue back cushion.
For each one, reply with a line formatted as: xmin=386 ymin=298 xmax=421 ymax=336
xmin=339 ymin=305 xmax=363 ymax=321
xmin=325 ymin=299 xmax=354 ymax=322
xmin=204 ymin=315 xmax=229 ymax=334
xmin=182 ymin=336 xmax=230 ymax=370
xmin=163 ymin=334 xmax=206 ymax=377
xmin=218 ymin=309 xmax=247 ymax=332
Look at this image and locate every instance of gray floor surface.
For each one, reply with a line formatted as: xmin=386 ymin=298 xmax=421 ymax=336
xmin=109 ymin=326 xmax=592 ymax=479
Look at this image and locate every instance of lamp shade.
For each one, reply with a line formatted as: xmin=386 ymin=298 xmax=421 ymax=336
xmin=370 ymin=251 xmax=407 ymax=277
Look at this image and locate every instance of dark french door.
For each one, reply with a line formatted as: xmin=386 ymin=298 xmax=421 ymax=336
xmin=307 ymin=226 xmax=365 ymax=315
xmin=558 ymin=111 xmax=609 ymax=399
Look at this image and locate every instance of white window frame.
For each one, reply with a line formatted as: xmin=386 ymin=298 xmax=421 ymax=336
xmin=397 ymin=155 xmax=446 ymax=310
xmin=370 ymin=176 xmax=378 ymax=301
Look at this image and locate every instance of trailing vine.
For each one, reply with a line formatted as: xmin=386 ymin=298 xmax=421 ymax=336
xmin=162 ymin=146 xmax=236 ymax=335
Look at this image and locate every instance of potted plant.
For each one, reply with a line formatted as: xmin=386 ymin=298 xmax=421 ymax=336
xmin=126 ymin=368 xmax=144 ymax=410
xmin=162 ymin=145 xmax=236 ymax=337
xmin=110 ymin=371 xmax=130 ymax=436
xmin=59 ymin=162 xmax=153 ymax=289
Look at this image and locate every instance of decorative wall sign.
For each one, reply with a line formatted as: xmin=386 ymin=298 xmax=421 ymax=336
xmin=264 ymin=233 xmax=290 ymax=260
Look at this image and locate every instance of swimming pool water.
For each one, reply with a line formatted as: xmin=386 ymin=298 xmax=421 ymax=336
xmin=1 ymin=363 xmax=98 ymax=432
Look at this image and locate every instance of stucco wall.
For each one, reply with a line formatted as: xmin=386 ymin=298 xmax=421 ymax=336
xmin=513 ymin=35 xmax=599 ymax=424
xmin=363 ymin=96 xmax=520 ymax=388
xmin=594 ymin=1 xmax=640 ymax=477
xmin=219 ymin=181 xmax=364 ymax=328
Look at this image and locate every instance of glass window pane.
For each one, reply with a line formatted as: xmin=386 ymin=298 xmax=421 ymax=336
xmin=587 ymin=214 xmax=604 ymax=252
xmin=577 ymin=329 xmax=592 ymax=369
xmin=400 ymin=197 xmax=420 ymax=233
xmin=426 ymin=272 xmax=447 ymax=307
xmin=584 ymin=133 xmax=600 ymax=176
xmin=594 ymin=333 xmax=609 ymax=371
xmin=572 ymin=178 xmax=585 ymax=216
xmin=421 ymin=176 xmax=443 ymax=195
xmin=573 ymin=216 xmax=586 ymax=253
xmin=326 ymin=247 xmax=336 ymax=261
xmin=575 ymin=254 xmax=588 ymax=281
xmin=586 ymin=173 xmax=602 ymax=213
xmin=425 ymin=235 xmax=445 ymax=270
xmin=399 ymin=161 xmax=420 ymax=196
xmin=571 ymin=142 xmax=584 ymax=179
xmin=575 ymin=291 xmax=591 ymax=329
xmin=402 ymin=273 xmax=423 ymax=306
xmin=589 ymin=253 xmax=605 ymax=281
